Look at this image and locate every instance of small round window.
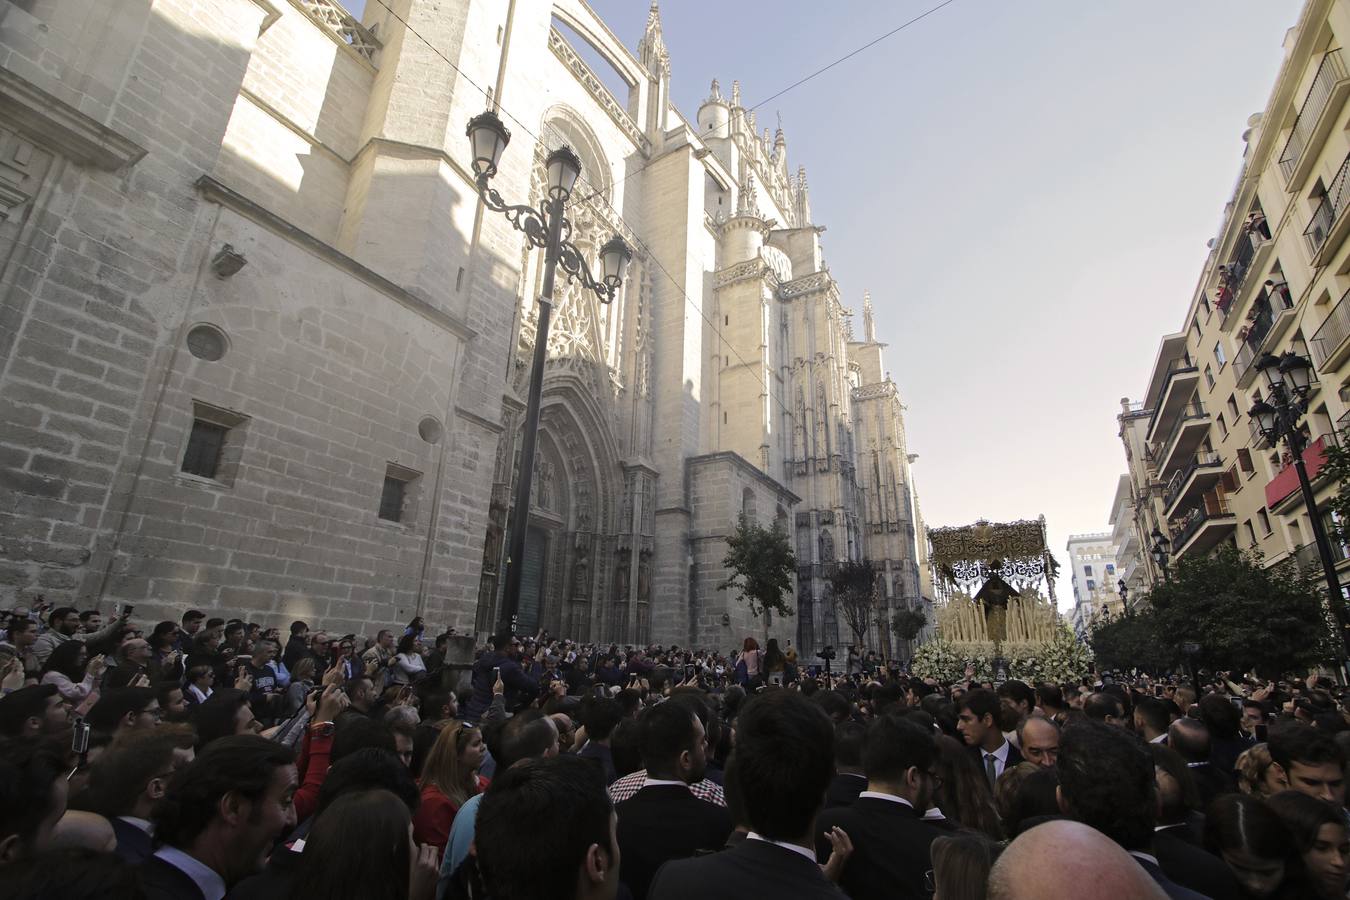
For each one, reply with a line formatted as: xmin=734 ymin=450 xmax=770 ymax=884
xmin=186 ymin=324 xmax=227 ymax=362
xmin=418 ymin=416 xmax=443 ymax=444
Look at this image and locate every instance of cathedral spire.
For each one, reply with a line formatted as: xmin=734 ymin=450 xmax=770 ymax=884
xmin=736 ymin=172 xmax=761 ymax=218
xmin=637 ymin=1 xmax=671 ymax=78
xmin=863 ymin=291 xmax=876 ymax=341
xmin=730 ymin=80 xmax=741 ymax=107
xmin=795 ymin=165 xmax=812 ymax=225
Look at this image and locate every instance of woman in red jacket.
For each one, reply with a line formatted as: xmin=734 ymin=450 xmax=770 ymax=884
xmin=411 ymin=721 xmax=488 ymax=854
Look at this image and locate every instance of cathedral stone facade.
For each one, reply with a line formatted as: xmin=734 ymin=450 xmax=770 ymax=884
xmin=0 ymin=0 xmax=928 ymax=654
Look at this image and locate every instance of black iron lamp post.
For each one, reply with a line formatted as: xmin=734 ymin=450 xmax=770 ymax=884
xmin=1150 ymin=527 xmax=1171 ymax=583
xmin=1249 ymin=350 xmax=1350 ymax=659
xmin=1117 ymin=577 xmax=1128 ymax=607
xmin=467 ymin=110 xmax=633 ymax=638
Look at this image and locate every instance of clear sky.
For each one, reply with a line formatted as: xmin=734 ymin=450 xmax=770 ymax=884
xmin=350 ymin=0 xmax=1304 ymax=606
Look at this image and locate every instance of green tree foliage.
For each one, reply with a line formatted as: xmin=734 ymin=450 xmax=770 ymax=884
xmin=830 ymin=559 xmax=878 ymax=648
xmin=1087 ymin=611 xmax=1169 ymax=673
xmin=1320 ymin=429 xmax=1350 ymax=549
xmin=892 ymin=608 xmax=928 ymax=644
xmin=1090 ymin=545 xmax=1336 ymax=677
xmin=718 ymin=514 xmax=796 ymax=620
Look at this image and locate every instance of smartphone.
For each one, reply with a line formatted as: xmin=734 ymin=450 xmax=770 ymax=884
xmin=121 ymin=603 xmax=135 ymax=617
xmin=1230 ymin=696 xmax=1244 ymax=709
xmin=493 ymin=666 xmax=501 ymax=682
xmin=71 ymin=716 xmax=90 ymax=755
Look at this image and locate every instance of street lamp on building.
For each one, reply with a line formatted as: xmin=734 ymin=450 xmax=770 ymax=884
xmin=466 ymin=110 xmax=633 ymax=638
xmin=1117 ymin=577 xmax=1128 ymax=608
xmin=1249 ymin=350 xmax=1350 ymax=659
xmin=1150 ymin=527 xmax=1171 ymax=583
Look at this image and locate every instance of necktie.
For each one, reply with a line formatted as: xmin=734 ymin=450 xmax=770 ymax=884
xmin=985 ymin=752 xmax=998 ymax=788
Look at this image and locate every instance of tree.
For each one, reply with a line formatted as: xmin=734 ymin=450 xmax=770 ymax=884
xmin=891 ymin=607 xmax=927 ymax=660
xmin=1317 ymin=424 xmax=1350 ymax=549
xmin=1095 ymin=545 xmax=1336 ymax=678
xmin=718 ymin=514 xmax=796 ymax=621
xmin=830 ymin=559 xmax=877 ymax=650
xmin=1088 ymin=609 xmax=1169 ymax=674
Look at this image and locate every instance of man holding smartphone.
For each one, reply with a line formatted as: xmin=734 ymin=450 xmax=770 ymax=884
xmin=464 ymin=633 xmax=539 ymax=721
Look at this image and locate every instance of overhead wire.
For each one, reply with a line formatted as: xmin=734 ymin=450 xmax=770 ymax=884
xmin=362 ymin=0 xmax=955 ymax=425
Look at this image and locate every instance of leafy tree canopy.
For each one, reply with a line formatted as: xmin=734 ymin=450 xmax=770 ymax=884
xmin=1091 ymin=545 xmax=1336 ymax=678
xmin=718 ymin=513 xmax=796 ymax=619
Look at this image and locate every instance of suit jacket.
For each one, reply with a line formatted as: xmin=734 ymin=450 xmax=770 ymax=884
xmin=1154 ymin=828 xmax=1240 ymax=900
xmin=1134 ymin=854 xmax=1214 ymax=900
xmin=967 ymin=741 xmax=1024 ymax=780
xmin=814 ymin=796 xmax=943 ymax=900
xmin=616 ymin=784 xmax=733 ymax=900
xmin=650 ymin=836 xmax=844 ymax=900
xmin=139 ymin=855 xmax=207 ymax=900
xmin=824 ymin=772 xmax=867 ymax=809
xmin=110 ymin=817 xmax=153 ymax=865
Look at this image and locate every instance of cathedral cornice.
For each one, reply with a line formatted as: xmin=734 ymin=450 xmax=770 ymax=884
xmin=852 ymin=382 xmax=898 ymax=402
xmin=778 ymin=270 xmax=835 ymax=300
xmin=713 ymin=258 xmax=777 ymax=290
xmin=549 ymin=28 xmax=650 ymax=155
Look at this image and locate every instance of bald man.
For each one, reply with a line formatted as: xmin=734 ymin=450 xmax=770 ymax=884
xmin=1018 ymin=716 xmax=1060 ymax=768
xmin=50 ymin=811 xmax=117 ymax=853
xmin=988 ymin=820 xmax=1168 ymax=900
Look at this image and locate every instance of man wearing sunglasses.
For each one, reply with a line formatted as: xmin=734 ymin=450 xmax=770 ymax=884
xmin=814 ymin=715 xmax=944 ymax=899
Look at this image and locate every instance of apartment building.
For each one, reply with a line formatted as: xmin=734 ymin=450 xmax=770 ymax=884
xmin=1119 ymin=0 xmax=1350 ymax=589
xmin=1067 ymin=533 xmax=1122 ymax=636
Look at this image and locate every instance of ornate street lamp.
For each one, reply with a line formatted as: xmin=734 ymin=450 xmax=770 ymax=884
xmin=1150 ymin=526 xmax=1171 ymax=583
xmin=467 ymin=110 xmax=632 ymax=637
xmin=1249 ymin=350 xmax=1349 ymax=660
xmin=1117 ymin=577 xmax=1128 ymax=608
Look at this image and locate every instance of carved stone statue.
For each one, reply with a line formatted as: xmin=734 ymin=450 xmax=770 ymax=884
xmin=572 ymin=543 xmax=590 ymax=598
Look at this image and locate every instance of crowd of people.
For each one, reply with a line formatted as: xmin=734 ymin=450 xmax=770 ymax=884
xmin=0 ymin=600 xmax=1348 ymax=899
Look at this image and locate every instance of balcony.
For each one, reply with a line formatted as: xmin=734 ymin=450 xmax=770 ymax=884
xmin=1155 ymin=401 xmax=1211 ymax=477
xmin=1170 ymin=492 xmax=1237 ymax=558
xmin=1279 ymin=49 xmax=1350 ymax=190
xmin=1164 ymin=451 xmax=1225 ymax=517
xmin=1312 ymin=286 xmax=1350 ymax=373
xmin=1216 ymin=220 xmax=1275 ymax=331
xmin=1304 ymin=151 xmax=1350 ymax=267
xmin=1233 ymin=286 xmax=1298 ymax=387
xmin=1146 ymin=359 xmax=1200 ymax=444
xmin=1295 ymin=540 xmax=1350 ymax=576
xmin=1267 ymin=435 xmax=1331 ymax=514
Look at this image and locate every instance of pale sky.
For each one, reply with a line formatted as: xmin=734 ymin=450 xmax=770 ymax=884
xmin=351 ymin=0 xmax=1304 ymax=606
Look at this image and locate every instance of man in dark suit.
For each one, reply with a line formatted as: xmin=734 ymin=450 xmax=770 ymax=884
xmin=1150 ymin=744 xmax=1241 ymax=899
xmin=1057 ymin=722 xmax=1211 ymax=900
xmin=140 ymin=735 xmax=298 ymax=900
xmin=824 ymin=721 xmax=867 ymax=809
xmin=815 ymin=715 xmax=944 ymax=899
xmin=957 ymin=688 xmax=1023 ymax=788
xmin=83 ymin=724 xmax=196 ymax=864
xmin=615 ymin=697 xmax=732 ymax=900
xmin=649 ymin=691 xmax=845 ymax=900
xmin=1169 ymin=717 xmax=1233 ymax=808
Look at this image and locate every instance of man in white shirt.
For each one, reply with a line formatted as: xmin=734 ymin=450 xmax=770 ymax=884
xmin=814 ymin=715 xmax=944 ymax=899
xmin=140 ymin=735 xmax=297 ymax=900
xmin=957 ymin=688 xmax=1024 ymax=787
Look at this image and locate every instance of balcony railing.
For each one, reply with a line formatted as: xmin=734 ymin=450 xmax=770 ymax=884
xmin=1172 ymin=495 xmax=1232 ymax=550
xmin=1280 ymin=50 xmax=1349 ymax=182
xmin=1304 ymin=151 xmax=1350 ymax=258
xmin=1295 ymin=541 xmax=1350 ymax=574
xmin=1155 ymin=400 xmax=1208 ymax=469
xmin=1311 ymin=285 xmax=1350 ymax=371
xmin=1163 ymin=451 xmax=1223 ymax=511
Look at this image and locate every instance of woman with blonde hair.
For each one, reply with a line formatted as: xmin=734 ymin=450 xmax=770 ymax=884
xmin=411 ymin=721 xmax=488 ymax=854
xmin=1237 ymin=743 xmax=1288 ymax=798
